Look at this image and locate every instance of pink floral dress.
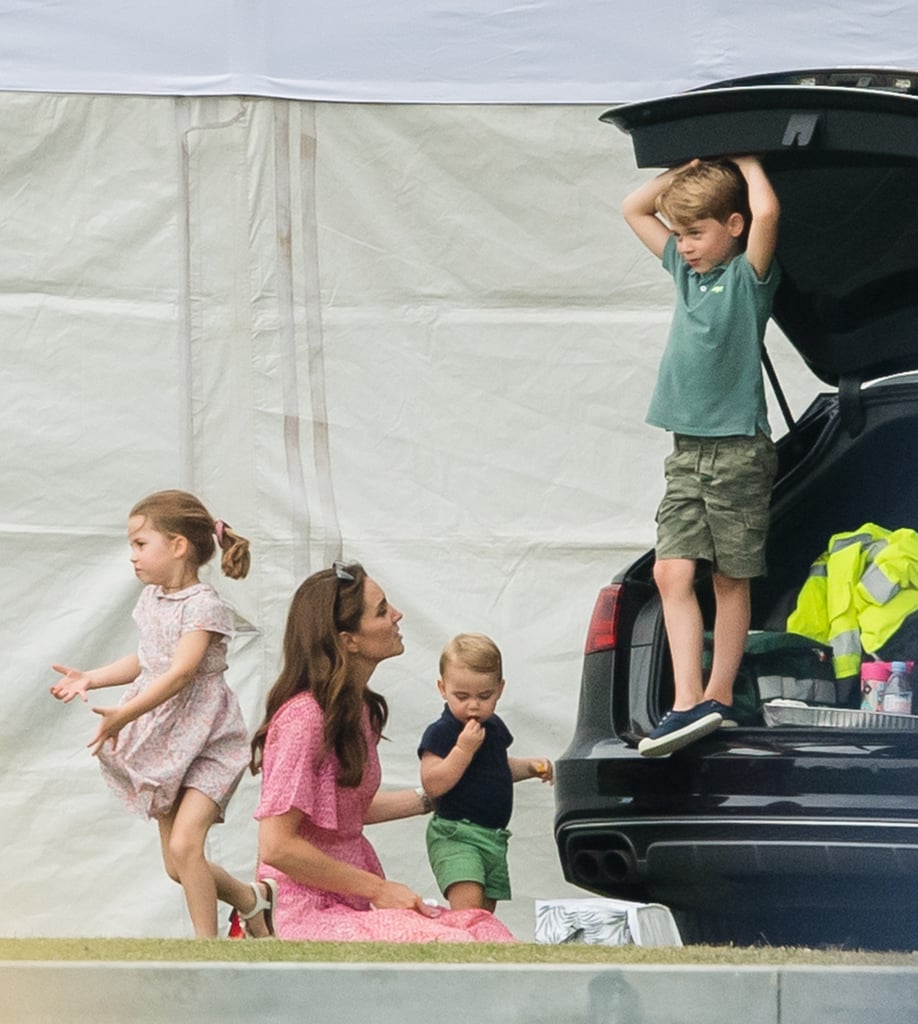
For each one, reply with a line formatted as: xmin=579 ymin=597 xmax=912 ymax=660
xmin=255 ymin=691 xmax=516 ymax=942
xmin=98 ymin=583 xmax=249 ymax=820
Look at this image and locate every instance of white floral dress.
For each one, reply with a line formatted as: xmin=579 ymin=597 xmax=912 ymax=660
xmin=98 ymin=583 xmax=249 ymax=820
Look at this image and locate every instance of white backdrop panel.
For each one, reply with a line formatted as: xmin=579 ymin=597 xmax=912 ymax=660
xmin=0 ymin=2 xmax=916 ymax=102
xmin=0 ymin=94 xmax=821 ymax=940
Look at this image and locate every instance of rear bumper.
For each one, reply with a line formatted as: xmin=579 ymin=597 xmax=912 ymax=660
xmin=557 ymin=814 xmax=918 ymax=909
xmin=555 ymin=729 xmax=918 ymax=911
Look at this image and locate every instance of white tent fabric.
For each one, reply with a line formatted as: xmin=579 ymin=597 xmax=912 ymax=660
xmin=5 ymin=0 xmax=910 ymax=944
xmin=1 ymin=1 xmax=917 ymax=102
xmin=2 ymin=92 xmax=821 ymax=940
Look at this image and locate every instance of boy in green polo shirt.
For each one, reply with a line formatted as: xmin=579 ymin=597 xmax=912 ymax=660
xmin=622 ymin=156 xmax=781 ymax=756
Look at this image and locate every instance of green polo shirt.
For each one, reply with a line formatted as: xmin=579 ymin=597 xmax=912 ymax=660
xmin=646 ymin=233 xmax=781 ymax=437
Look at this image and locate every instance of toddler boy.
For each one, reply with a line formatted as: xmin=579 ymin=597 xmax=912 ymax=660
xmin=418 ymin=633 xmax=552 ymax=911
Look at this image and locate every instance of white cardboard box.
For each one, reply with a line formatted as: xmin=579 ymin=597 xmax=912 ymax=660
xmin=534 ymin=897 xmax=683 ymax=947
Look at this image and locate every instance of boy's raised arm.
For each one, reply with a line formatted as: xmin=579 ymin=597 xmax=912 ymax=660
xmin=622 ymin=164 xmax=688 ymax=259
xmin=732 ymin=154 xmax=780 ymax=280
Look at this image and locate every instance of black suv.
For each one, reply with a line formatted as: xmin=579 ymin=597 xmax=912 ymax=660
xmin=554 ymin=69 xmax=918 ymax=950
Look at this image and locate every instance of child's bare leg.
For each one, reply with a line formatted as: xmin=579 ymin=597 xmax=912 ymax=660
xmin=653 ymin=557 xmax=704 ymax=709
xmin=158 ymin=789 xmax=221 ymax=937
xmin=209 ymin=864 xmax=273 ymax=938
xmin=446 ymin=881 xmax=495 ymax=913
xmin=159 ymin=790 xmax=273 ymax=938
xmin=705 ymin=573 xmax=750 ymax=706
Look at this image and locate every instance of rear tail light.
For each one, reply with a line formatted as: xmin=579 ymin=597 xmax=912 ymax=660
xmin=584 ymin=583 xmax=622 ymax=654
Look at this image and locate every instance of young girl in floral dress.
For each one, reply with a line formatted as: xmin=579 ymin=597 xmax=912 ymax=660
xmin=50 ymin=489 xmax=274 ymax=938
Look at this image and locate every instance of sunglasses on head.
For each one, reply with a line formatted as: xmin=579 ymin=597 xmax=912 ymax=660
xmin=333 ymin=560 xmax=356 ymax=581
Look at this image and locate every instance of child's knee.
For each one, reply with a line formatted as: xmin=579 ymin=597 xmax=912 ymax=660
xmin=163 ymin=862 xmax=182 ymax=884
xmin=446 ymin=880 xmax=487 ymax=910
xmin=159 ymin=848 xmax=182 ymax=883
xmin=166 ymin=829 xmax=204 ymax=870
xmin=713 ymin=572 xmax=751 ymax=602
xmin=654 ymin=558 xmax=695 ymax=595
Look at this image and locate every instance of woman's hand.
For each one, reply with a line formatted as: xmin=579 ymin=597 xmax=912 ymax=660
xmin=370 ymin=880 xmax=440 ymax=917
xmin=49 ymin=664 xmax=92 ymax=703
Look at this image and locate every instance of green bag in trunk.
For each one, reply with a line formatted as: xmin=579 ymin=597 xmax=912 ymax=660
xmin=704 ymin=631 xmax=838 ymax=725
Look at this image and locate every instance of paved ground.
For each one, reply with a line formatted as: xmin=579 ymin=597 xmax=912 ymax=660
xmin=3 ymin=960 xmax=918 ymax=1024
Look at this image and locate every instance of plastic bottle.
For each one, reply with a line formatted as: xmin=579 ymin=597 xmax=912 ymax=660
xmin=883 ymin=661 xmax=912 ymax=715
xmin=861 ymin=660 xmax=888 ymax=712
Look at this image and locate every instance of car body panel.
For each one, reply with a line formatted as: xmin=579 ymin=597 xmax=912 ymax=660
xmin=554 ymin=69 xmax=918 ymax=948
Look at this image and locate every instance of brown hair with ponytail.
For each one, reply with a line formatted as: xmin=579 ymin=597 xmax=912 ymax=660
xmin=130 ymin=489 xmax=250 ymax=579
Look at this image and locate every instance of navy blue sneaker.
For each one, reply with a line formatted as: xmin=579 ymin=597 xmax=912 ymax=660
xmin=638 ymin=704 xmax=723 ymax=757
xmin=695 ymin=698 xmax=739 ymax=728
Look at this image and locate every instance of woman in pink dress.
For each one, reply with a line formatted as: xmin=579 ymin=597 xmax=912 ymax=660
xmin=51 ymin=490 xmax=275 ymax=938
xmin=250 ymin=563 xmax=516 ymax=943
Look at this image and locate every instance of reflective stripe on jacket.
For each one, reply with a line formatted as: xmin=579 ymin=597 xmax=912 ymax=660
xmin=787 ymin=523 xmax=918 ymax=678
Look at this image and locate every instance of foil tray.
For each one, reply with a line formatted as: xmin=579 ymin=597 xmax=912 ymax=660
xmin=763 ymin=700 xmax=918 ymax=730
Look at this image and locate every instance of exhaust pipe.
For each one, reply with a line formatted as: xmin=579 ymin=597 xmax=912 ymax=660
xmin=570 ymin=835 xmax=638 ymax=886
xmin=602 ymin=847 xmax=636 ymax=884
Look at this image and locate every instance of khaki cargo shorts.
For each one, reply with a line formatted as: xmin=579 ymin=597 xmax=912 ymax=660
xmin=655 ymin=430 xmax=778 ymax=579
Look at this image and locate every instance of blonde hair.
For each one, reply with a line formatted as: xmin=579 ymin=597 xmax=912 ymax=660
xmin=439 ymin=632 xmax=503 ymax=681
xmin=130 ymin=489 xmax=251 ymax=580
xmin=655 ymin=159 xmax=750 ymax=237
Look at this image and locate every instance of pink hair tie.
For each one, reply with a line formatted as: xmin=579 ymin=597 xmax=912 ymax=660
xmin=215 ymin=520 xmax=227 ymax=547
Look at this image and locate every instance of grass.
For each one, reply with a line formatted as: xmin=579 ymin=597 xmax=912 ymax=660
xmin=3 ymin=938 xmax=918 ymax=966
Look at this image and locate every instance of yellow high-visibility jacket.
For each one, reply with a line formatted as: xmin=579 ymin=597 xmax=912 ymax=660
xmin=787 ymin=523 xmax=918 ymax=678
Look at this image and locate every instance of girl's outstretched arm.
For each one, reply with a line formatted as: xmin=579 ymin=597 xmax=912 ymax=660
xmin=87 ymin=630 xmax=213 ymax=756
xmin=50 ymin=655 xmax=141 ymax=703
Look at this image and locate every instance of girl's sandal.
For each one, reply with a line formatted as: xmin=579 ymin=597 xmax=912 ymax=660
xmin=228 ymin=879 xmax=277 ymax=939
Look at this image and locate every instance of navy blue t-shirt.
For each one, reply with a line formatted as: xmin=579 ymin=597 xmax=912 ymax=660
xmin=417 ymin=705 xmax=514 ymax=829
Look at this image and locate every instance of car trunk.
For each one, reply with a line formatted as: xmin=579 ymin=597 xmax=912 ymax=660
xmin=629 ymin=374 xmax=918 ymax=734
xmin=605 ymin=69 xmax=918 ymax=730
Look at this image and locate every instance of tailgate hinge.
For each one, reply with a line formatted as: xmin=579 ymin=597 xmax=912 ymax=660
xmin=838 ymin=373 xmax=865 ymax=438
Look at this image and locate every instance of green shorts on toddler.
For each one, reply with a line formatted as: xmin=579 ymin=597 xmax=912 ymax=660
xmin=426 ymin=815 xmax=512 ymax=901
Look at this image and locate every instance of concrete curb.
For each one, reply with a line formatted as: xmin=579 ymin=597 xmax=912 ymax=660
xmin=3 ymin=961 xmax=918 ymax=1024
